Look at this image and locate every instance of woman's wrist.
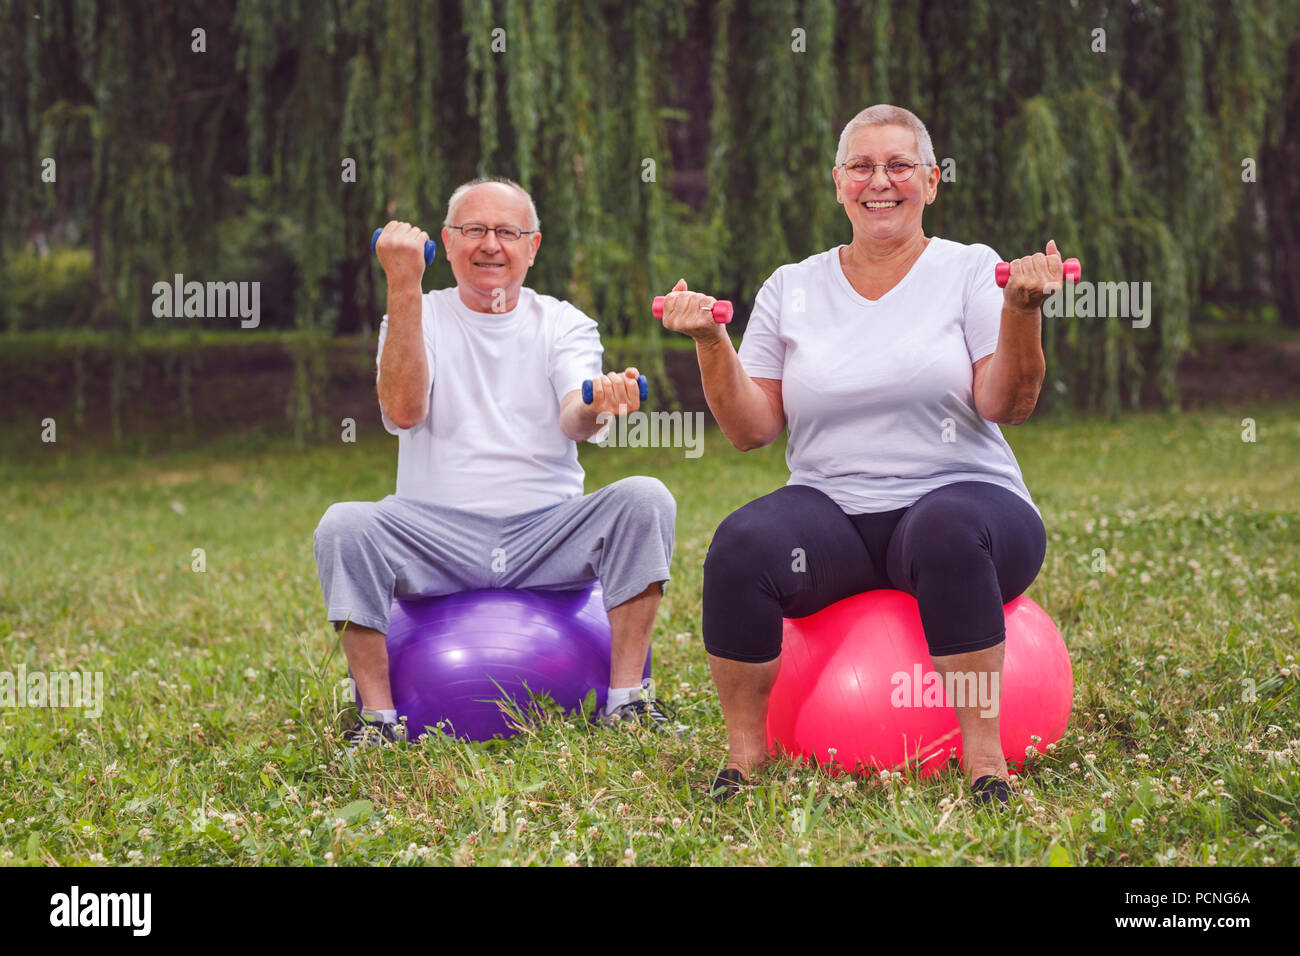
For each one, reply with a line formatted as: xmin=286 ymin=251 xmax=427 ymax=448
xmin=692 ymin=325 xmax=732 ymax=352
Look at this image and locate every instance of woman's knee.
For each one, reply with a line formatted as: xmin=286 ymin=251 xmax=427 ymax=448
xmin=890 ymin=484 xmax=1044 ymax=598
xmin=704 ymin=500 xmax=792 ymax=587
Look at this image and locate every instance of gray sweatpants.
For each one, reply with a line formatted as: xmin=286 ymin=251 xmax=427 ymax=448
xmin=313 ymin=476 xmax=676 ymax=634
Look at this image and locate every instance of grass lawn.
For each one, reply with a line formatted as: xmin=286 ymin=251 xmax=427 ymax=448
xmin=1 ymin=402 xmax=1298 ymax=866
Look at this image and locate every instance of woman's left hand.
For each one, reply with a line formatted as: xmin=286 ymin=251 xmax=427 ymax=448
xmin=1002 ymin=239 xmax=1066 ymax=312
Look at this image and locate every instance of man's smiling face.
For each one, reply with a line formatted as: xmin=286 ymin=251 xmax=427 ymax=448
xmin=441 ymin=182 xmax=541 ymax=313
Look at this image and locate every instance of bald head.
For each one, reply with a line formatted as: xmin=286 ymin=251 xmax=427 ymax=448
xmin=444 ymin=177 xmax=540 ymax=233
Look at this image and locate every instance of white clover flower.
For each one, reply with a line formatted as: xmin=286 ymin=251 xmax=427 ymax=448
xmin=1130 ymin=817 xmax=1145 ymax=831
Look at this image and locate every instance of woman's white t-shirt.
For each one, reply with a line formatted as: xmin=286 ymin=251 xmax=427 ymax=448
xmin=376 ymin=287 xmax=603 ymax=517
xmin=737 ymin=237 xmax=1040 ymax=517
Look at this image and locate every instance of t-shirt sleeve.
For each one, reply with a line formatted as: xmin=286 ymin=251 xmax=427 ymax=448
xmin=549 ymin=305 xmax=603 ymax=406
xmin=376 ymin=303 xmax=435 ymax=435
xmin=963 ymin=244 xmax=1004 ymax=362
xmin=737 ymin=268 xmax=786 ymax=379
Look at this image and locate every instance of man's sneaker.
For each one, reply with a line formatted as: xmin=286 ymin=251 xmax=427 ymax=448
xmin=342 ymin=716 xmax=407 ymax=751
xmin=596 ymin=694 xmax=690 ymax=736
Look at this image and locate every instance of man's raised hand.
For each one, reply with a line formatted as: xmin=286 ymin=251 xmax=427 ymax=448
xmin=585 ymin=367 xmax=645 ymax=416
xmin=374 ymin=221 xmax=432 ymax=287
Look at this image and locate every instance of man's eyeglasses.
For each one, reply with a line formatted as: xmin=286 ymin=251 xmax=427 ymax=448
xmin=449 ymin=222 xmax=537 ymax=242
xmin=839 ymin=160 xmax=934 ymax=183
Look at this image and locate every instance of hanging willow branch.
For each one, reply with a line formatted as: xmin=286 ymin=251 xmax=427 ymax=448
xmin=2 ymin=0 xmax=1298 ymax=435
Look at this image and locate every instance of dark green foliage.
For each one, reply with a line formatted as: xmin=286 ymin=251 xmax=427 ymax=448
xmin=2 ymin=0 xmax=1297 ymax=437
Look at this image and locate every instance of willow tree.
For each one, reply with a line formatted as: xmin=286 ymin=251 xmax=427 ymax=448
xmin=3 ymin=0 xmax=1298 ymax=440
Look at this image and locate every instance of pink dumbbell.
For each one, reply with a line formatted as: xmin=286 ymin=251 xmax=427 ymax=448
xmin=996 ymin=257 xmax=1081 ymax=288
xmin=652 ymin=296 xmax=734 ymax=324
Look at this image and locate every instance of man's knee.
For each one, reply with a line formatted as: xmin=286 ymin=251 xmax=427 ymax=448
xmin=607 ymin=475 xmax=675 ymax=517
xmin=314 ymin=501 xmax=377 ymax=550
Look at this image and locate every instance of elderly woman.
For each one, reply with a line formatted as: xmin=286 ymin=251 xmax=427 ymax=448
xmin=661 ymin=104 xmax=1067 ymax=805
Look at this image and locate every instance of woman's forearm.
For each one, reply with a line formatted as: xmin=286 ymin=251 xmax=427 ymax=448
xmin=982 ymin=303 xmax=1046 ymax=425
xmin=377 ymin=284 xmax=430 ymax=429
xmin=695 ymin=334 xmax=782 ymax=450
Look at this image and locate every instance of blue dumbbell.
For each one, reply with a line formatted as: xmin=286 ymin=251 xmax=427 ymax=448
xmin=371 ymin=228 xmax=436 ymax=266
xmin=583 ymin=375 xmax=649 ymax=405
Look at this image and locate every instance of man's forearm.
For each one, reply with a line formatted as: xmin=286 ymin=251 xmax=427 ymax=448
xmin=378 ymin=284 xmax=429 ymax=429
xmin=559 ymin=394 xmax=607 ymax=443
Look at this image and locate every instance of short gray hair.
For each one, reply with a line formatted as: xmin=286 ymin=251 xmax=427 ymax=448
xmin=444 ymin=176 xmax=540 ymax=232
xmin=835 ymin=104 xmax=936 ymax=167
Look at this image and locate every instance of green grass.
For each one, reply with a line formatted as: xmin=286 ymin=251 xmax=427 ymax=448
xmin=1 ymin=403 xmax=1298 ymax=866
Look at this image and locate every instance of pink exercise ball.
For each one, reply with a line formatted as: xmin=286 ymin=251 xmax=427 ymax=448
xmin=766 ymin=589 xmax=1072 ymax=777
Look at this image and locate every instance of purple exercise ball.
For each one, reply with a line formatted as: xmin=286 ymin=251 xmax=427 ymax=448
xmin=359 ymin=584 xmax=649 ymax=741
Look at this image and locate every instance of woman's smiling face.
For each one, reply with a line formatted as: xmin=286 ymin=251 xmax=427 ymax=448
xmin=833 ymin=123 xmax=939 ymax=245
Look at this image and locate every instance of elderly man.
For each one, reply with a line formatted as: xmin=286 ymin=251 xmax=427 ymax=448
xmin=314 ymin=177 xmax=678 ymax=748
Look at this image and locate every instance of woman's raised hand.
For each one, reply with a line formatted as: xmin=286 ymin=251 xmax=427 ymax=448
xmin=1001 ymin=239 xmax=1070 ymax=312
xmin=659 ymin=279 xmax=727 ymax=343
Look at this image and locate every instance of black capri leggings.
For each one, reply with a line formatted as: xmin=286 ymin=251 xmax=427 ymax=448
xmin=702 ymin=481 xmax=1047 ymax=662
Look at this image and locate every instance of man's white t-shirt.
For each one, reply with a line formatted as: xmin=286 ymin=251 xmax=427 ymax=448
xmin=376 ymin=287 xmax=602 ymax=517
xmin=737 ymin=237 xmax=1040 ymax=517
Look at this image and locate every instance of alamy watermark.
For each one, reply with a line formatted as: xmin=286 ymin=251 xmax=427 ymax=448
xmin=0 ymin=666 xmax=103 ymax=718
xmin=595 ymin=411 xmax=704 ymax=459
xmin=1042 ymin=279 xmax=1151 ymax=329
xmin=152 ymin=274 xmax=260 ymax=327
xmin=49 ymin=886 xmax=150 ymax=935
xmin=890 ymin=664 xmax=999 ymax=718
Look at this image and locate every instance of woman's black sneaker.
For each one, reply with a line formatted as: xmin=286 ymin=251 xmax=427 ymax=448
xmin=709 ymin=767 xmax=750 ymax=802
xmin=971 ymin=774 xmax=1012 ymax=808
